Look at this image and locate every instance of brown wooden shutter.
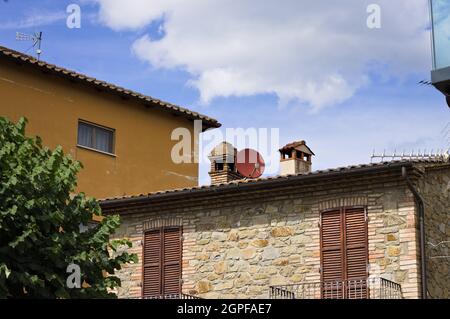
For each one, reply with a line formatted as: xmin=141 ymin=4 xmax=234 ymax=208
xmin=345 ymin=207 xmax=368 ymax=280
xmin=142 ymin=227 xmax=182 ymax=298
xmin=143 ymin=229 xmax=162 ymax=297
xmin=320 ymin=207 xmax=368 ymax=299
xmin=344 ymin=207 xmax=368 ymax=298
xmin=162 ymin=227 xmax=182 ymax=295
xmin=320 ymin=209 xmax=345 ymax=298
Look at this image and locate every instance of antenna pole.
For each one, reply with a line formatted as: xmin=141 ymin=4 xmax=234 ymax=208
xmin=36 ymin=32 xmax=42 ymax=61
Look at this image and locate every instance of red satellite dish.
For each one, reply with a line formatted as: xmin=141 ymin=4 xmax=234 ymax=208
xmin=236 ymin=148 xmax=265 ymax=178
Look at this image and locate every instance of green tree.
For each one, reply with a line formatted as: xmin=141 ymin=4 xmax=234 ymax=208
xmin=0 ymin=117 xmax=137 ymax=298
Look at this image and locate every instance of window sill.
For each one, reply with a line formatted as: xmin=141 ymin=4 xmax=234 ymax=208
xmin=77 ymin=144 xmax=116 ymax=158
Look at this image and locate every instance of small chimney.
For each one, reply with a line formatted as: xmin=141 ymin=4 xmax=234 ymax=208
xmin=279 ymin=140 xmax=314 ymax=176
xmin=208 ymin=142 xmax=244 ymax=184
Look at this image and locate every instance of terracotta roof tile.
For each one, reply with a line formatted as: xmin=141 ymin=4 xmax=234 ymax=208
xmin=99 ymin=159 xmax=449 ymax=203
xmin=279 ymin=140 xmax=315 ymax=155
xmin=0 ymin=46 xmax=221 ymax=130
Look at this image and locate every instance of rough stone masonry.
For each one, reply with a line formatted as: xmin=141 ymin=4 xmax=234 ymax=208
xmin=103 ymin=161 xmax=450 ymax=299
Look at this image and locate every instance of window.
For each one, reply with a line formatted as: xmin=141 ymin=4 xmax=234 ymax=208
xmin=320 ymin=207 xmax=368 ymax=299
xmin=215 ymin=162 xmax=224 ymax=171
xmin=77 ymin=121 xmax=114 ymax=154
xmin=143 ymin=227 xmax=182 ymax=298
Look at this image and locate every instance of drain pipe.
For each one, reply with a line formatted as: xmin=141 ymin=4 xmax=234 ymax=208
xmin=401 ymin=166 xmax=427 ymax=299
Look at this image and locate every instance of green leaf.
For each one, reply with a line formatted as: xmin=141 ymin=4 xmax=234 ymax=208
xmin=0 ymin=116 xmax=137 ymax=298
xmin=0 ymin=264 xmax=11 ymax=278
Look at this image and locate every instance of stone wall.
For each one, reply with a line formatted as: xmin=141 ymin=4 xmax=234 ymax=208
xmin=418 ymin=165 xmax=450 ymax=298
xmin=111 ymin=177 xmax=423 ymax=299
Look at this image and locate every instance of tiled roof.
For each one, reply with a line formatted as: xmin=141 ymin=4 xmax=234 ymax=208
xmin=99 ymin=159 xmax=448 ymax=204
xmin=0 ymin=46 xmax=221 ymax=129
xmin=279 ymin=140 xmax=306 ymax=150
xmin=279 ymin=140 xmax=315 ymax=155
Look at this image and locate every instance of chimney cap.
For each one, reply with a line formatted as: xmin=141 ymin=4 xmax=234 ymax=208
xmin=209 ymin=141 xmax=237 ymax=157
xmin=279 ymin=140 xmax=315 ymax=155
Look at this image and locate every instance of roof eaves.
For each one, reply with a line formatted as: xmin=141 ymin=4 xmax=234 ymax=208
xmin=0 ymin=46 xmax=221 ymax=130
xmin=99 ymin=160 xmax=424 ymax=211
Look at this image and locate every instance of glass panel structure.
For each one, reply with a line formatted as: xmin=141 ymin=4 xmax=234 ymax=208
xmin=431 ymin=0 xmax=450 ymax=70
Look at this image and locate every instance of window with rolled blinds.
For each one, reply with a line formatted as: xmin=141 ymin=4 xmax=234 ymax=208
xmin=320 ymin=207 xmax=368 ymax=299
xmin=143 ymin=227 xmax=182 ymax=298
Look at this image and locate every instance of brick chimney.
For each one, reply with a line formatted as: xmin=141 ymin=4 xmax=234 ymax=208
xmin=279 ymin=140 xmax=314 ymax=175
xmin=208 ymin=142 xmax=244 ymax=184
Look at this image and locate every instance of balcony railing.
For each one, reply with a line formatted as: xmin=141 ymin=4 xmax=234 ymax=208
xmin=270 ymin=277 xmax=402 ymax=299
xmin=133 ymin=293 xmax=201 ymax=299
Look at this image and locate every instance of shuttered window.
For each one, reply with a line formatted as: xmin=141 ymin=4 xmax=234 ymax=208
xmin=320 ymin=207 xmax=368 ymax=299
xmin=143 ymin=227 xmax=182 ymax=298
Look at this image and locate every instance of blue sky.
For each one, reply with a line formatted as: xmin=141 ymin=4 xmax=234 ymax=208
xmin=1 ymin=0 xmax=449 ymax=185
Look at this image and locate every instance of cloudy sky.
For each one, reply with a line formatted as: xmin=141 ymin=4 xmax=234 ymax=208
xmin=1 ymin=0 xmax=449 ymax=185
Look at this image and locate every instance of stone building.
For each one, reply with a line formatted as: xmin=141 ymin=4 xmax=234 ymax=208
xmin=101 ymin=141 xmax=450 ymax=299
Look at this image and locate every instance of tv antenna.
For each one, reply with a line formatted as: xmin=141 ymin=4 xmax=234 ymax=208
xmin=370 ymin=149 xmax=450 ymax=163
xmin=16 ymin=31 xmax=43 ymax=61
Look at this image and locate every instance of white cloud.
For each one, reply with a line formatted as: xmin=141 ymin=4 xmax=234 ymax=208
xmin=96 ymin=0 xmax=431 ymax=111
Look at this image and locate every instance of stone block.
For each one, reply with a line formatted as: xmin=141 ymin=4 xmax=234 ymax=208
xmin=251 ymin=239 xmax=269 ymax=248
xmin=270 ymin=227 xmax=293 ymax=237
xmin=242 ymin=247 xmax=256 ymax=259
xmin=197 ymin=280 xmax=212 ymax=293
xmin=262 ymin=246 xmax=280 ymax=260
xmin=214 ymin=261 xmax=228 ymax=274
xmin=212 ymin=232 xmax=227 ymax=242
xmin=387 ymin=246 xmax=401 ymax=257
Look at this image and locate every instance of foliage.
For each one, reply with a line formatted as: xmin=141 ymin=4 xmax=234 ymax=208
xmin=0 ymin=117 xmax=137 ymax=298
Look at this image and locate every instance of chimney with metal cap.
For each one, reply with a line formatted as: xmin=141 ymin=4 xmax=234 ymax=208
xmin=208 ymin=142 xmax=244 ymax=185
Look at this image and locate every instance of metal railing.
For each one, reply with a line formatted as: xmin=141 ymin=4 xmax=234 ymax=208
xmin=144 ymin=293 xmax=201 ymax=299
xmin=134 ymin=293 xmax=201 ymax=299
xmin=270 ymin=277 xmax=402 ymax=299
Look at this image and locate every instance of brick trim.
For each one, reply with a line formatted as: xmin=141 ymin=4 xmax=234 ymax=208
xmin=143 ymin=217 xmax=183 ymax=231
xmin=318 ymin=196 xmax=368 ymax=211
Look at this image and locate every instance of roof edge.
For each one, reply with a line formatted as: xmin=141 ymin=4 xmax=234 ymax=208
xmin=100 ymin=161 xmax=425 ymax=212
xmin=0 ymin=46 xmax=221 ymax=130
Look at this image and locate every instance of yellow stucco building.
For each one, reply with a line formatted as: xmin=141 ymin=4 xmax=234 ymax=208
xmin=0 ymin=46 xmax=220 ymax=199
